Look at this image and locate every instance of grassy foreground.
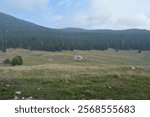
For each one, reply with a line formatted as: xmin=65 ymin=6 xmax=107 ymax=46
xmin=0 ymin=49 xmax=150 ymax=100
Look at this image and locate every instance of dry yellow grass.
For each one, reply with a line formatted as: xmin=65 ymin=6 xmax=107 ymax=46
xmin=0 ymin=49 xmax=150 ymax=99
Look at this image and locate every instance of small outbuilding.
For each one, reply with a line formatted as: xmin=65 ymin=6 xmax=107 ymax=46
xmin=47 ymin=58 xmax=53 ymax=62
xmin=74 ymin=55 xmax=83 ymax=60
xmin=131 ymin=66 xmax=135 ymax=70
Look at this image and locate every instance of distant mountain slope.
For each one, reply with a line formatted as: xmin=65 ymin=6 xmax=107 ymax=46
xmin=60 ymin=27 xmax=89 ymax=32
xmin=0 ymin=12 xmax=55 ymax=31
xmin=0 ymin=12 xmax=150 ymax=52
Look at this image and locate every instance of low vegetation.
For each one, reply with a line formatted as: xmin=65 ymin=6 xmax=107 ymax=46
xmin=3 ymin=56 xmax=23 ymax=66
xmin=11 ymin=56 xmax=23 ymax=66
xmin=4 ymin=58 xmax=11 ymax=64
xmin=0 ymin=49 xmax=150 ymax=100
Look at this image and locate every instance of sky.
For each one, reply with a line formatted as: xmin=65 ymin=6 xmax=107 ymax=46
xmin=0 ymin=0 xmax=150 ymax=29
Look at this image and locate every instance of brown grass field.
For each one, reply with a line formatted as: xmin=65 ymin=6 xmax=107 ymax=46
xmin=0 ymin=49 xmax=150 ymax=99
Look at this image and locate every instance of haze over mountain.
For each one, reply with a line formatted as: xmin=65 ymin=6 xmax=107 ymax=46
xmin=0 ymin=12 xmax=150 ymax=52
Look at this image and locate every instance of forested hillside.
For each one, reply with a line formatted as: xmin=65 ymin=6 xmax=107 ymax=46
xmin=0 ymin=12 xmax=150 ymax=52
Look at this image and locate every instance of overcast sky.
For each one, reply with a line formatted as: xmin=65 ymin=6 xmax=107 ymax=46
xmin=0 ymin=0 xmax=150 ymax=29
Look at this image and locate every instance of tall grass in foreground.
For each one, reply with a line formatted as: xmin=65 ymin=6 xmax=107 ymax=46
xmin=0 ymin=66 xmax=150 ymax=100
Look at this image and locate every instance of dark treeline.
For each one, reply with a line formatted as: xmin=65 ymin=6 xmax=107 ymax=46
xmin=0 ymin=12 xmax=150 ymax=52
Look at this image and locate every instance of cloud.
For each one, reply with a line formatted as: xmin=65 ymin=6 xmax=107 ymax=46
xmin=58 ymin=0 xmax=73 ymax=7
xmin=68 ymin=0 xmax=150 ymax=29
xmin=0 ymin=0 xmax=150 ymax=29
xmin=115 ymin=15 xmax=150 ymax=29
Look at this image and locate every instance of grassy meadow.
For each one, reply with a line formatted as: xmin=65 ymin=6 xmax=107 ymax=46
xmin=0 ymin=49 xmax=150 ymax=99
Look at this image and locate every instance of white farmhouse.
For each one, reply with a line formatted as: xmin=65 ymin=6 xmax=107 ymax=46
xmin=74 ymin=55 xmax=83 ymax=60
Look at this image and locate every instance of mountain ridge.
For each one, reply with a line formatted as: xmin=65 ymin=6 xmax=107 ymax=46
xmin=1 ymin=12 xmax=150 ymax=32
xmin=0 ymin=12 xmax=150 ymax=52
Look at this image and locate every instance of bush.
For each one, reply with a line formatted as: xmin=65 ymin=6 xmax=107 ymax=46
xmin=138 ymin=50 xmax=142 ymax=53
xmin=11 ymin=56 xmax=23 ymax=66
xmin=2 ymin=48 xmax=6 ymax=53
xmin=4 ymin=58 xmax=11 ymax=64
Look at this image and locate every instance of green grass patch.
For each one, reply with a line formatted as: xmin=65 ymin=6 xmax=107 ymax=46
xmin=0 ymin=49 xmax=150 ymax=100
xmin=0 ymin=72 xmax=150 ymax=100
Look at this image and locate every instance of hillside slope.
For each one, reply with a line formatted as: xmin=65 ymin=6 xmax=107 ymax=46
xmin=0 ymin=12 xmax=150 ymax=51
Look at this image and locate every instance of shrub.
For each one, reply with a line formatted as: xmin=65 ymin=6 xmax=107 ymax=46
xmin=2 ymin=48 xmax=6 ymax=53
xmin=138 ymin=50 xmax=142 ymax=53
xmin=4 ymin=58 xmax=11 ymax=64
xmin=11 ymin=56 xmax=23 ymax=66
